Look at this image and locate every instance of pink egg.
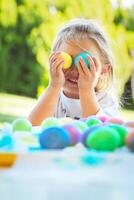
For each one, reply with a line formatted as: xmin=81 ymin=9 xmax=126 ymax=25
xmin=105 ymin=118 xmax=124 ymax=125
xmin=98 ymin=116 xmax=109 ymax=123
xmin=63 ymin=124 xmax=80 ymax=146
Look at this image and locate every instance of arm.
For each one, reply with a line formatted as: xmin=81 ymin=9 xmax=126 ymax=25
xmin=28 ymin=52 xmax=65 ymax=125
xmin=77 ymin=55 xmax=101 ymax=118
xmin=79 ymin=88 xmax=100 ymax=117
xmin=28 ymin=85 xmax=61 ymax=126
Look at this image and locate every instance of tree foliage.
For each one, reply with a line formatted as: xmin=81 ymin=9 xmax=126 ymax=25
xmin=0 ymin=0 xmax=133 ymax=98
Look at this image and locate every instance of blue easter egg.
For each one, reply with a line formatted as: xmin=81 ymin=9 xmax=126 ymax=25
xmin=0 ymin=134 xmax=14 ymax=149
xmin=74 ymin=52 xmax=92 ymax=68
xmin=39 ymin=126 xmax=71 ymax=149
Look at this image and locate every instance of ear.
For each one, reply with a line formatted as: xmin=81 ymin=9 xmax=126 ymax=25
xmin=100 ymin=64 xmax=111 ymax=75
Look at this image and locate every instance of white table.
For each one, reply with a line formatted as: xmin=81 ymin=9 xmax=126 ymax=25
xmin=0 ymin=147 xmax=134 ymax=200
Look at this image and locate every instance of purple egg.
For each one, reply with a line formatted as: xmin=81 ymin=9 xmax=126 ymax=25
xmin=98 ymin=116 xmax=109 ymax=123
xmin=81 ymin=124 xmax=102 ymax=147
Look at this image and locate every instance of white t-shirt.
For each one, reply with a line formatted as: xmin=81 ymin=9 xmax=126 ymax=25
xmin=54 ymin=91 xmax=118 ymax=119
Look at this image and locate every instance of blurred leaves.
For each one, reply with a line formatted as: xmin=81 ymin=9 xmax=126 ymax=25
xmin=0 ymin=0 xmax=134 ymax=99
xmin=0 ymin=0 xmax=17 ymax=27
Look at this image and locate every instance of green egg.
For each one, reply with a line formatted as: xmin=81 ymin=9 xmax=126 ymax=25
xmin=108 ymin=124 xmax=128 ymax=147
xmin=41 ymin=117 xmax=60 ymax=130
xmin=72 ymin=120 xmax=88 ymax=133
xmin=86 ymin=126 xmax=121 ymax=151
xmin=85 ymin=117 xmax=102 ymax=127
xmin=12 ymin=118 xmax=32 ymax=133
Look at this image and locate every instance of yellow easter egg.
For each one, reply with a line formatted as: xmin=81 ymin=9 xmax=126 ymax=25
xmin=60 ymin=52 xmax=72 ymax=69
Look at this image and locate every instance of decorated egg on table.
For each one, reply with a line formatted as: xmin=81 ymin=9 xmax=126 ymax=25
xmin=59 ymin=117 xmax=73 ymax=125
xmin=86 ymin=126 xmax=121 ymax=151
xmin=105 ymin=117 xmax=124 ymax=125
xmin=124 ymin=121 xmax=134 ymax=129
xmin=85 ymin=117 xmax=102 ymax=128
xmin=125 ymin=130 xmax=134 ymax=152
xmin=39 ymin=126 xmax=71 ymax=149
xmin=63 ymin=124 xmax=80 ymax=145
xmin=107 ymin=124 xmax=128 ymax=147
xmin=12 ymin=118 xmax=32 ymax=133
xmin=41 ymin=117 xmax=60 ymax=130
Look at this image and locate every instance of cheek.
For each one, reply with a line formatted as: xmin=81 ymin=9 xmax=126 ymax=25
xmin=62 ymin=69 xmax=67 ymax=73
xmin=62 ymin=68 xmax=71 ymax=76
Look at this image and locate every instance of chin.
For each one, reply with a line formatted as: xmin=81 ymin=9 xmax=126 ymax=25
xmin=63 ymin=80 xmax=79 ymax=98
xmin=63 ymin=87 xmax=79 ymax=99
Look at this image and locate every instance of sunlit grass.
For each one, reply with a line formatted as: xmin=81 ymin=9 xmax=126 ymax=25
xmin=0 ymin=93 xmax=133 ymax=128
xmin=119 ymin=109 xmax=134 ymax=121
xmin=0 ymin=93 xmax=36 ymax=128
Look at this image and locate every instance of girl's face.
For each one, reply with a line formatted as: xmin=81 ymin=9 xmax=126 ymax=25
xmin=58 ymin=39 xmax=102 ymax=99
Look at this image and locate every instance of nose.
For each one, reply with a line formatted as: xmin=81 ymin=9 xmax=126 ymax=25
xmin=69 ymin=62 xmax=77 ymax=72
xmin=68 ymin=63 xmax=79 ymax=78
xmin=63 ymin=61 xmax=79 ymax=77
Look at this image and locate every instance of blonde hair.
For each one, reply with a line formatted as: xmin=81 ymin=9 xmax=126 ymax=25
xmin=52 ymin=18 xmax=114 ymax=92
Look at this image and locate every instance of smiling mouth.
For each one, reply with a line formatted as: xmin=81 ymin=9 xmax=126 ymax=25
xmin=67 ymin=78 xmax=78 ymax=84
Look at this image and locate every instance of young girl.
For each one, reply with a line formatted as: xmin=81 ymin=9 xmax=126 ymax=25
xmin=28 ymin=18 xmax=118 ymax=125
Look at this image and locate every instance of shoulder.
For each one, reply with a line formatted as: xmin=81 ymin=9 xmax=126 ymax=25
xmin=96 ymin=91 xmax=119 ymax=117
xmin=96 ymin=91 xmax=119 ymax=107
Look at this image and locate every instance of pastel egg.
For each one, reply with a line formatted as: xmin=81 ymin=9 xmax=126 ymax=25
xmin=12 ymin=118 xmax=32 ymax=133
xmin=86 ymin=126 xmax=120 ymax=151
xmin=59 ymin=117 xmax=73 ymax=125
xmin=107 ymin=124 xmax=128 ymax=147
xmin=85 ymin=117 xmax=102 ymax=127
xmin=105 ymin=117 xmax=124 ymax=125
xmin=0 ymin=153 xmax=16 ymax=167
xmin=63 ymin=124 xmax=80 ymax=145
xmin=124 ymin=121 xmax=134 ymax=128
xmin=74 ymin=52 xmax=92 ymax=68
xmin=125 ymin=130 xmax=134 ymax=152
xmin=39 ymin=126 xmax=71 ymax=149
xmin=72 ymin=120 xmax=89 ymax=133
xmin=98 ymin=116 xmax=109 ymax=123
xmin=41 ymin=117 xmax=60 ymax=130
xmin=60 ymin=52 xmax=72 ymax=69
xmin=0 ymin=134 xmax=14 ymax=149
xmin=81 ymin=125 xmax=102 ymax=147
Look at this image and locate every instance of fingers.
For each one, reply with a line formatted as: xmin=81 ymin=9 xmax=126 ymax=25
xmin=86 ymin=55 xmax=96 ymax=74
xmin=51 ymin=58 xmax=64 ymax=74
xmin=77 ymin=55 xmax=94 ymax=76
xmin=77 ymin=59 xmax=84 ymax=75
xmin=49 ymin=51 xmax=64 ymax=74
xmin=49 ymin=51 xmax=61 ymax=63
xmin=78 ymin=57 xmax=89 ymax=75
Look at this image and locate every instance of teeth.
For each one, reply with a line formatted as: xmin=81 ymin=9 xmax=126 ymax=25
xmin=70 ymin=79 xmax=78 ymax=83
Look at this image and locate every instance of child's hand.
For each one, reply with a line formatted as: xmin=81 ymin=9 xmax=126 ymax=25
xmin=77 ymin=55 xmax=101 ymax=91
xmin=49 ymin=52 xmax=65 ymax=89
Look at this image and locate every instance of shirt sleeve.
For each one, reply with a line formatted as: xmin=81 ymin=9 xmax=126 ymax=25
xmin=95 ymin=92 xmax=119 ymax=117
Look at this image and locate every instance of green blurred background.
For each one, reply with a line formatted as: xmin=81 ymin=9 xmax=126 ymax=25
xmin=0 ymin=0 xmax=134 ymax=127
